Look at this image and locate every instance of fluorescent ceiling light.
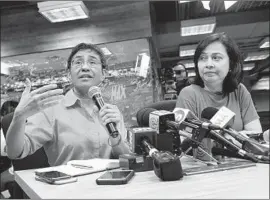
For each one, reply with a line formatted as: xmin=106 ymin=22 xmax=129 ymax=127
xmin=178 ymin=0 xmax=197 ymax=3
xmin=224 ymin=1 xmax=237 ymax=10
xmin=243 ymin=63 xmax=255 ymax=71
xmin=100 ymin=47 xmax=112 ymax=56
xmin=181 ymin=17 xmax=216 ymax=36
xmin=184 ymin=62 xmax=195 ymax=69
xmin=180 ymin=61 xmax=195 ymax=69
xmin=244 ymin=51 xmax=269 ymax=62
xmin=188 ymin=71 xmax=196 ymax=77
xmin=37 ymin=1 xmax=89 ymax=23
xmin=259 ymin=37 xmax=269 ymax=49
xmin=251 ymin=77 xmax=269 ymax=90
xmin=179 ymin=44 xmax=197 ymax=57
xmin=202 ymin=1 xmax=210 ymax=10
xmin=179 ymin=1 xmax=189 ymax=3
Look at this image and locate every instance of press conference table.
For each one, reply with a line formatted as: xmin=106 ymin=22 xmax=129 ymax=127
xmin=14 ymin=160 xmax=269 ymax=199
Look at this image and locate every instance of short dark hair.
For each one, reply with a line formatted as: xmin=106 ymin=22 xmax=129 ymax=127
xmin=174 ymin=62 xmax=188 ymax=77
xmin=66 ymin=43 xmax=107 ymax=71
xmin=193 ymin=33 xmax=243 ymax=95
xmin=1 ymin=100 xmax=19 ymax=116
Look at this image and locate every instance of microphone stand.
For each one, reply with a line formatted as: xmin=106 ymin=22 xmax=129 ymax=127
xmin=178 ymin=129 xmax=220 ymax=165
xmin=165 ymin=119 xmax=220 ymax=165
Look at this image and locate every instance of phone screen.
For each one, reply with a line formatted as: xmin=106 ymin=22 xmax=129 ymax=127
xmin=96 ymin=170 xmax=134 ymax=185
xmin=36 ymin=171 xmax=71 ymax=180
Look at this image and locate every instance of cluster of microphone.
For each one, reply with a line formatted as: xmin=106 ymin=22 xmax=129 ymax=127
xmin=134 ymin=106 xmax=269 ymax=180
xmin=88 ymin=86 xmax=269 ymax=181
xmin=137 ymin=106 xmax=269 ymax=164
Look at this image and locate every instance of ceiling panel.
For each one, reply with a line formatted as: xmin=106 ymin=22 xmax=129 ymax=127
xmin=215 ymin=23 xmax=257 ymax=39
xmin=249 ymin=22 xmax=270 ymax=38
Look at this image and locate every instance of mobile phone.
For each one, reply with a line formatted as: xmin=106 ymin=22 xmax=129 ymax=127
xmin=35 ymin=176 xmax=77 ymax=185
xmin=96 ymin=170 xmax=135 ymax=185
xmin=35 ymin=171 xmax=71 ymax=182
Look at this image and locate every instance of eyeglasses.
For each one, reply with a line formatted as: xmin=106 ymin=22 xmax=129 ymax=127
xmin=71 ymin=58 xmax=102 ymax=69
xmin=174 ymin=70 xmax=186 ymax=75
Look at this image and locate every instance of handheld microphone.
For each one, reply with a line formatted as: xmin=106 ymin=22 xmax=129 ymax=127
xmin=128 ymin=127 xmax=183 ymax=181
xmin=88 ymin=86 xmax=119 ymax=138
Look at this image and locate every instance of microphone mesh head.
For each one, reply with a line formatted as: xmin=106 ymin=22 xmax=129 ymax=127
xmin=88 ymin=86 xmax=101 ymax=98
xmin=136 ymin=107 xmax=156 ymax=127
xmin=201 ymin=107 xmax=218 ymax=120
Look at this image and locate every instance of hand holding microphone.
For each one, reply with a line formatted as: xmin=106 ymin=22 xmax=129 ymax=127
xmin=88 ymin=86 xmax=120 ymax=138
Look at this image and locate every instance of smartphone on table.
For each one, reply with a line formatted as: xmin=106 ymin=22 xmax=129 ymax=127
xmin=35 ymin=171 xmax=77 ymax=185
xmin=96 ymin=170 xmax=135 ymax=185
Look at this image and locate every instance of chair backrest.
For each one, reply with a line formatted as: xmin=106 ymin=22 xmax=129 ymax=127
xmin=136 ymin=100 xmax=177 ymax=126
xmin=2 ymin=112 xmax=50 ymax=170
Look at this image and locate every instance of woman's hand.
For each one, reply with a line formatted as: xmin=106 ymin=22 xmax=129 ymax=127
xmin=263 ymin=129 xmax=269 ymax=143
xmin=99 ymin=104 xmax=124 ymax=129
xmin=14 ymin=78 xmax=64 ymax=119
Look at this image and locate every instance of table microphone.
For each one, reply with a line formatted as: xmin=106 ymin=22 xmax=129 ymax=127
xmin=88 ymin=86 xmax=119 ymax=138
xmin=202 ymin=107 xmax=269 ymax=156
xmin=142 ymin=138 xmax=183 ymax=181
xmin=129 ymin=127 xmax=183 ymax=181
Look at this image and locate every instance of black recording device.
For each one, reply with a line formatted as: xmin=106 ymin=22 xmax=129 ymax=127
xmin=123 ymin=127 xmax=156 ymax=172
xmin=119 ymin=153 xmax=154 ymax=172
xmin=128 ymin=127 xmax=183 ymax=181
xmin=137 ymin=108 xmax=182 ymax=155
xmin=88 ymin=86 xmax=119 ymax=138
xmin=141 ymin=136 xmax=183 ymax=181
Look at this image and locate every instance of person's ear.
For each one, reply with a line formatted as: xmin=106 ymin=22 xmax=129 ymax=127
xmin=67 ymin=71 xmax=72 ymax=82
xmin=101 ymin=69 xmax=106 ymax=81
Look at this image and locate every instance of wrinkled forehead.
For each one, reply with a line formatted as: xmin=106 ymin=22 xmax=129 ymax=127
xmin=72 ymin=49 xmax=101 ymax=61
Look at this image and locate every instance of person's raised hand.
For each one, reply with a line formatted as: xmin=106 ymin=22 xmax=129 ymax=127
xmin=14 ymin=78 xmax=64 ymax=119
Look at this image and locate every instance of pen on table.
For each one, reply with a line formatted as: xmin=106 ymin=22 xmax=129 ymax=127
xmin=70 ymin=164 xmax=93 ymax=170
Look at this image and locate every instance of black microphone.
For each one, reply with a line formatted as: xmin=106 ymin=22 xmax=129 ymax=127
xmin=184 ymin=118 xmax=222 ymax=130
xmin=138 ymin=108 xmax=195 ymax=134
xmin=202 ymin=107 xmax=269 ymax=157
xmin=137 ymin=108 xmax=182 ymax=155
xmin=128 ymin=127 xmax=183 ymax=181
xmin=136 ymin=107 xmax=156 ymax=127
xmin=88 ymin=86 xmax=119 ymax=138
xmin=212 ymin=147 xmax=269 ymax=163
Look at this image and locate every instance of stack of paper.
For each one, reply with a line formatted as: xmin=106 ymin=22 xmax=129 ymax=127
xmin=35 ymin=158 xmax=120 ymax=177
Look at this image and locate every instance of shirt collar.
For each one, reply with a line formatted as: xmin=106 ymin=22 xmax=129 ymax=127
xmin=63 ymin=89 xmax=80 ymax=107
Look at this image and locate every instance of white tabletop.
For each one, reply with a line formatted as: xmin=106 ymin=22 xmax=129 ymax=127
xmin=15 ymin=162 xmax=269 ymax=199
